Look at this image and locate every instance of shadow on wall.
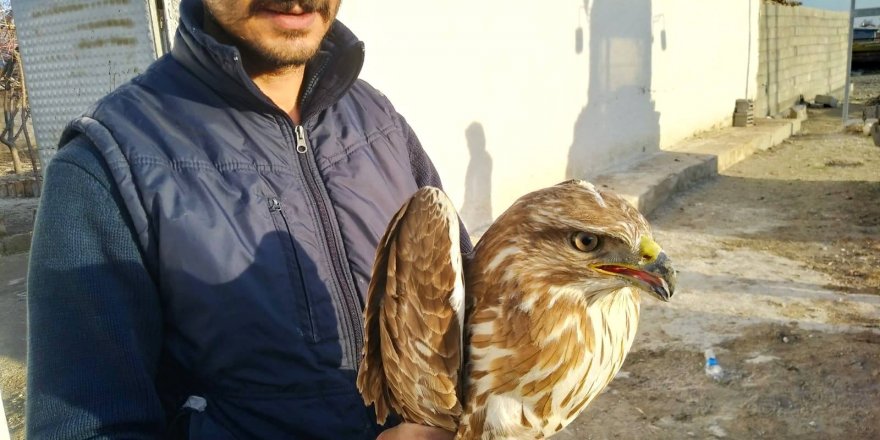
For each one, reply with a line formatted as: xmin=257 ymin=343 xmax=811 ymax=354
xmin=459 ymin=122 xmax=493 ymax=235
xmin=567 ymin=0 xmax=662 ymax=180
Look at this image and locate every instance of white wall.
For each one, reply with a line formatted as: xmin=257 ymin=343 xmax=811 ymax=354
xmin=651 ymin=0 xmax=761 ymax=146
xmin=339 ymin=0 xmax=759 ymax=232
xmin=0 ymin=388 xmax=9 ymax=440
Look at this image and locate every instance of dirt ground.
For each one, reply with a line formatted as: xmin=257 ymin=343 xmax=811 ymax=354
xmin=2 ymin=92 xmax=880 ymax=440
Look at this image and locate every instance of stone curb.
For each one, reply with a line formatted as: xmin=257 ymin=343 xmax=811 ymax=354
xmin=0 ymin=177 xmax=42 ymax=199
xmin=595 ymin=116 xmax=803 ymax=216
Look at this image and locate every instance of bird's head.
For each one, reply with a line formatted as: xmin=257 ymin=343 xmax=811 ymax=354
xmin=475 ymin=180 xmax=676 ymax=303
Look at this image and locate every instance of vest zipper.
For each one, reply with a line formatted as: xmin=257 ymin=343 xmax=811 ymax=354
xmin=292 ymin=123 xmax=364 ymax=365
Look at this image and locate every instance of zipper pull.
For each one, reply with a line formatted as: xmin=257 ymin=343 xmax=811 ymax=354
xmin=295 ymin=125 xmax=308 ymax=154
xmin=268 ymin=197 xmax=282 ymax=212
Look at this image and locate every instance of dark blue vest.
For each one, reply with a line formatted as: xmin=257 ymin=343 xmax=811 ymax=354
xmin=60 ymin=2 xmax=419 ymax=438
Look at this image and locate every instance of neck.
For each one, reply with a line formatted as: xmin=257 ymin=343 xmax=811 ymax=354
xmin=202 ymin=15 xmax=307 ymax=124
xmin=248 ymin=66 xmax=306 ymax=124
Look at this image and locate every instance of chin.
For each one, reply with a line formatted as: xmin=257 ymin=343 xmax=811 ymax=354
xmin=246 ymin=37 xmax=321 ymax=68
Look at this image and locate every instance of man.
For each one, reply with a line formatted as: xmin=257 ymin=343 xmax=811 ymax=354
xmin=26 ymin=0 xmax=465 ymax=438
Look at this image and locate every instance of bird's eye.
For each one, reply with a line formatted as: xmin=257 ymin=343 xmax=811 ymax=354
xmin=571 ymin=232 xmax=601 ymax=252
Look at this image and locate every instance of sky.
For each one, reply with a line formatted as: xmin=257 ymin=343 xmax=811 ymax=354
xmin=802 ymin=0 xmax=880 ymax=11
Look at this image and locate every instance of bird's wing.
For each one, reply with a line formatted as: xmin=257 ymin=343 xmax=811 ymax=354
xmin=356 ymin=187 xmax=466 ymax=432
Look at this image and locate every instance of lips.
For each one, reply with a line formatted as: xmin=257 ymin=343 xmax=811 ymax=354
xmin=256 ymin=4 xmax=318 ymax=31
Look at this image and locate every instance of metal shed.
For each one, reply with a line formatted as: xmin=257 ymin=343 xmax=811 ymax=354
xmin=13 ymin=0 xmax=180 ymax=169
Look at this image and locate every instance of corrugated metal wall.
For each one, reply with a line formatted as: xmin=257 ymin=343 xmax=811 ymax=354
xmin=14 ymin=0 xmax=164 ymax=168
xmin=163 ymin=0 xmax=181 ymax=50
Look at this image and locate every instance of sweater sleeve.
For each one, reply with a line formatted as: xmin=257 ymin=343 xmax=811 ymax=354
xmin=398 ymin=113 xmax=474 ymax=255
xmin=26 ymin=136 xmax=166 ymax=439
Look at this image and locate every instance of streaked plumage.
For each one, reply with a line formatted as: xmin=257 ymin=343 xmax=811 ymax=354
xmin=357 ymin=180 xmax=676 ymax=439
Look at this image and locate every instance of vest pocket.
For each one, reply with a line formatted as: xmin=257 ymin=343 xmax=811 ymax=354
xmin=267 ymin=195 xmax=318 ymax=342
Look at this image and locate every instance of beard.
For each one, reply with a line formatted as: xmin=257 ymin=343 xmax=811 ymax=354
xmin=207 ymin=0 xmax=340 ymax=70
xmin=247 ymin=0 xmax=337 ymax=68
xmin=239 ymin=29 xmax=320 ymax=69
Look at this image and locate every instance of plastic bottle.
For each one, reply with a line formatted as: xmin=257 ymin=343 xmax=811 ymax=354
xmin=704 ymin=349 xmax=724 ymax=381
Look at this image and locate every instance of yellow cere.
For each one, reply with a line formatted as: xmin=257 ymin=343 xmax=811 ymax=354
xmin=639 ymin=236 xmax=661 ymax=263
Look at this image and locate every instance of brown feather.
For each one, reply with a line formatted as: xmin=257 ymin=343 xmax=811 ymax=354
xmin=357 ymin=187 xmax=465 ymax=431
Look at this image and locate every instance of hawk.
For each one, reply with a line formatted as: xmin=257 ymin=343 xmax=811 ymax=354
xmin=357 ymin=180 xmax=675 ymax=439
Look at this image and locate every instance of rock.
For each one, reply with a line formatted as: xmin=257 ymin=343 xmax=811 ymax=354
xmin=815 ymin=95 xmax=839 ymax=107
xmin=746 ymin=354 xmax=780 ymax=364
xmin=872 ymin=122 xmax=880 ymax=147
xmin=863 ymin=119 xmax=879 ymax=136
xmin=787 ymin=104 xmax=807 ymax=120
xmin=0 ymin=232 xmax=33 ymax=255
xmin=12 ymin=181 xmax=24 ymax=197
xmin=708 ymin=424 xmax=728 ymax=438
xmin=845 ymin=121 xmax=865 ymax=134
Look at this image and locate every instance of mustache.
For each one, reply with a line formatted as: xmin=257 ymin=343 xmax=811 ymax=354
xmin=251 ymin=0 xmax=333 ymax=18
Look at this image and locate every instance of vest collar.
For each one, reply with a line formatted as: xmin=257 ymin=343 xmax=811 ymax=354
xmin=172 ymin=0 xmax=365 ymax=120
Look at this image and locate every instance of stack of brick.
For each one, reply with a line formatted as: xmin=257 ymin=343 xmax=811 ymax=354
xmin=733 ymin=99 xmax=755 ymax=127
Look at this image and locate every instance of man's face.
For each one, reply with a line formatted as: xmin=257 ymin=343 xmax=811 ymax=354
xmin=203 ymin=0 xmax=341 ymax=69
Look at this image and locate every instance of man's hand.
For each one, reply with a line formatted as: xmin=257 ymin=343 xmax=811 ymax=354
xmin=377 ymin=423 xmax=455 ymax=440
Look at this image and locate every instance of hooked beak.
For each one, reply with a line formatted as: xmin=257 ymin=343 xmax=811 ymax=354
xmin=593 ymin=237 xmax=676 ymax=302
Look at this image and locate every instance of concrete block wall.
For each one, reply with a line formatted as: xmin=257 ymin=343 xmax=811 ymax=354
xmin=757 ymin=4 xmax=849 ymax=117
